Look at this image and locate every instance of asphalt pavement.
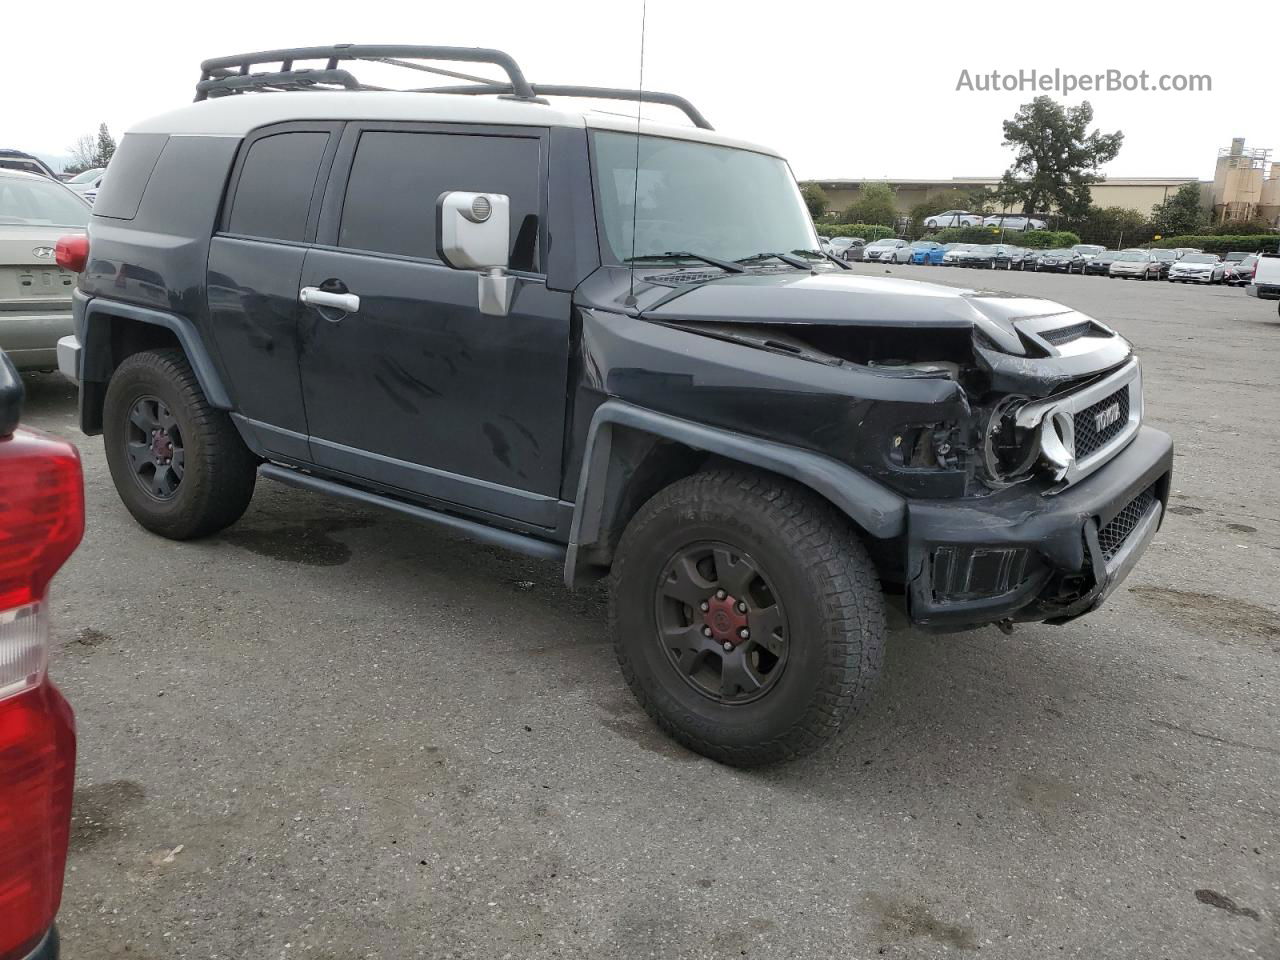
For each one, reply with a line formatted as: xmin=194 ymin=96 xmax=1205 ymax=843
xmin=22 ymin=264 xmax=1280 ymax=959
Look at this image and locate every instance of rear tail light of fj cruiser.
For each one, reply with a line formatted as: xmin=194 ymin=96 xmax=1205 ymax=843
xmin=0 ymin=427 xmax=83 ymax=960
xmin=54 ymin=234 xmax=89 ymax=274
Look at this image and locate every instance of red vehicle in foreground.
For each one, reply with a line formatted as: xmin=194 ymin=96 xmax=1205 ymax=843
xmin=0 ymin=352 xmax=84 ymax=960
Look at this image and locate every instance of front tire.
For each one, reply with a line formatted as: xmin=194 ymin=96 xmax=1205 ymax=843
xmin=609 ymin=469 xmax=886 ymax=766
xmin=103 ymin=348 xmax=258 ymax=540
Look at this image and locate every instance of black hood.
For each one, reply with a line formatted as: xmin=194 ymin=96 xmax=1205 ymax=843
xmin=634 ymin=270 xmax=1087 ymax=356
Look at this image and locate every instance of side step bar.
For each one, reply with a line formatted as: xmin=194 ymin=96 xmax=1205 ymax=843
xmin=258 ymin=463 xmax=566 ymax=562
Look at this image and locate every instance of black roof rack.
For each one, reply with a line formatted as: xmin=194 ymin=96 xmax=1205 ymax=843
xmin=195 ymin=44 xmax=714 ymax=130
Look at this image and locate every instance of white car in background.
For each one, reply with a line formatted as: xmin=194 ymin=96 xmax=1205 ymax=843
xmin=1167 ymin=253 xmax=1225 ymax=284
xmin=862 ymin=238 xmax=911 ymax=264
xmin=923 ymin=210 xmax=981 ymax=229
xmin=0 ymin=169 xmax=90 ymax=369
xmin=66 ymin=167 xmax=105 ymax=203
xmin=983 ymin=214 xmax=1048 ymax=231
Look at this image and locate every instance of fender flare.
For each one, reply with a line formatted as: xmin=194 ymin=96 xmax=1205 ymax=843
xmin=563 ymin=399 xmax=906 ymax=588
xmin=80 ymin=297 xmax=232 ymax=409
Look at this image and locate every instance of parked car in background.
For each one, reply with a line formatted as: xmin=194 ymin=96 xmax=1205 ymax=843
xmin=983 ymin=214 xmax=1048 ymax=231
xmin=923 ymin=210 xmax=981 ymax=229
xmin=0 ymin=169 xmax=91 ymax=369
xmin=1225 ymin=255 xmax=1258 ymax=286
xmin=1248 ymin=252 xmax=1280 ymax=315
xmin=1034 ymin=248 xmax=1085 ymax=273
xmin=1084 ymin=251 xmax=1119 ymax=276
xmin=1072 ymin=244 xmax=1106 ymax=262
xmin=1110 ymin=250 xmax=1162 ymax=280
xmin=64 ymin=168 xmax=105 ymax=197
xmin=1167 ymin=253 xmax=1225 ymax=284
xmin=863 ymin=238 xmax=911 ymax=264
xmin=830 ymin=236 xmax=865 ymax=261
xmin=1148 ymin=249 xmax=1176 ymax=279
xmin=1010 ymin=247 xmax=1041 ymax=270
xmin=0 ymin=350 xmax=83 ymax=960
xmin=909 ymin=240 xmax=944 ymax=264
xmin=940 ymin=243 xmax=976 ymax=266
xmin=0 ymin=150 xmax=58 ymax=180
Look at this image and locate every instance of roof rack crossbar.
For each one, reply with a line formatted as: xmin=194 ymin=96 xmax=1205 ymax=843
xmin=413 ymin=82 xmax=713 ymax=130
xmin=196 ymin=44 xmax=536 ymax=101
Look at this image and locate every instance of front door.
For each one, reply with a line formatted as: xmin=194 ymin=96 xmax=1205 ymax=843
xmin=297 ymin=125 xmax=571 ymax=529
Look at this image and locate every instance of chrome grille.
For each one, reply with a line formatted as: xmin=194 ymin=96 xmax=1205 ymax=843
xmin=1098 ymin=487 xmax=1156 ymax=561
xmin=1074 ymin=387 xmax=1131 ymax=459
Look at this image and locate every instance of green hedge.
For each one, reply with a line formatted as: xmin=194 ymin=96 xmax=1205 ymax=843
xmin=814 ymin=222 xmax=896 ymax=242
xmin=921 ymin=226 xmax=1081 ymax=248
xmin=1150 ymin=234 xmax=1280 ymax=255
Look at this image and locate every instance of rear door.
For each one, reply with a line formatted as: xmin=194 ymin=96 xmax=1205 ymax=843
xmin=206 ymin=123 xmax=340 ymax=460
xmin=296 ymin=123 xmax=572 ymax=529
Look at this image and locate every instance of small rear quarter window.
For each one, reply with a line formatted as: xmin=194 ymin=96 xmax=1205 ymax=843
xmin=226 ymin=132 xmax=329 ymax=242
xmin=91 ymin=133 xmax=168 ymax=220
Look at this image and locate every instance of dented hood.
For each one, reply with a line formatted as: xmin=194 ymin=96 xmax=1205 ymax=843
xmin=638 ymin=271 xmax=1085 ymax=356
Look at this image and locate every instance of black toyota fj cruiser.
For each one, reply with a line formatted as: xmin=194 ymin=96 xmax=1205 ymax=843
xmin=56 ymin=45 xmax=1172 ymax=765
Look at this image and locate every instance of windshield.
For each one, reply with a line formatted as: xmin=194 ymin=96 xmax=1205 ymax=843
xmin=590 ymin=131 xmax=817 ymax=263
xmin=68 ymin=168 xmax=104 ymax=184
xmin=1116 ymin=252 xmax=1147 ymax=261
xmin=0 ymin=176 xmax=90 ymax=226
xmin=1181 ymin=254 xmax=1217 ymax=264
xmin=1151 ymin=250 xmax=1175 ymax=260
xmin=1043 ymin=249 xmax=1071 ymax=256
xmin=1074 ymin=245 xmax=1104 ymax=255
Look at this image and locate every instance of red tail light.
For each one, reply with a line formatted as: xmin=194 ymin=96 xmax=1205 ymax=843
xmin=53 ymin=234 xmax=88 ymax=274
xmin=0 ymin=427 xmax=83 ymax=959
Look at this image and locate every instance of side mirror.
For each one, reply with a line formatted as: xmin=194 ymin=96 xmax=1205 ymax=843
xmin=437 ymin=191 xmax=515 ymax=317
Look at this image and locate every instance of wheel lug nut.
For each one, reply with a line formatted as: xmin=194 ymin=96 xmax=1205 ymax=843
xmin=702 ymin=626 xmax=712 ymax=637
xmin=715 ymin=589 xmax=726 ymax=599
xmin=722 ymin=642 xmax=733 ymax=652
xmin=737 ymin=601 xmax=747 ymax=613
xmin=699 ymin=601 xmax=709 ymax=612
xmin=739 ymin=628 xmax=750 ymax=639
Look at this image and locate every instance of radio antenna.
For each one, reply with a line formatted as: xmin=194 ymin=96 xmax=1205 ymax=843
xmin=625 ymin=0 xmax=648 ymax=307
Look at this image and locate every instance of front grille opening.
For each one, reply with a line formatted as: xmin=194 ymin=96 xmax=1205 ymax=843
xmin=1074 ymin=386 xmax=1131 ymax=459
xmin=931 ymin=545 xmax=1033 ymax=602
xmin=1098 ymin=486 xmax=1156 ymax=561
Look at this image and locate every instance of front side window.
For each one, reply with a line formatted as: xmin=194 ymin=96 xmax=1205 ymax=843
xmin=338 ymin=131 xmax=542 ymax=271
xmin=590 ymin=131 xmax=817 ymax=264
xmin=0 ymin=177 xmax=89 ymax=227
xmin=227 ymin=132 xmax=330 ymax=242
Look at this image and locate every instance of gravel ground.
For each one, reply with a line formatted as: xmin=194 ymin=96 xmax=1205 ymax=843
xmin=21 ymin=265 xmax=1280 ymax=959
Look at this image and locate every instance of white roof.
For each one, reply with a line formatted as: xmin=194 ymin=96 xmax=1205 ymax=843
xmin=128 ymin=91 xmax=782 ymax=157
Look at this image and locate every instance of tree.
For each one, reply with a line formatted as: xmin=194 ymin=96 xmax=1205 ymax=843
xmin=1068 ymin=205 xmax=1153 ymax=248
xmin=800 ymin=183 xmax=829 ymax=220
xmin=843 ymin=182 xmax=898 ymax=227
xmin=95 ymin=123 xmax=117 ymax=166
xmin=63 ymin=124 xmax=116 ymax=175
xmin=1149 ymin=183 xmax=1207 ymax=236
xmin=997 ymin=97 xmax=1123 ymax=221
xmin=64 ymin=134 xmax=99 ymax=176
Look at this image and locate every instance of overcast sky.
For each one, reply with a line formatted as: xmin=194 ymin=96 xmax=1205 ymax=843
xmin=7 ymin=0 xmax=1274 ymax=181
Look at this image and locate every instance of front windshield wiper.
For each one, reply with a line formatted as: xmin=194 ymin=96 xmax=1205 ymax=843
xmin=624 ymin=251 xmax=746 ymax=274
xmin=735 ymin=251 xmax=814 ymax=270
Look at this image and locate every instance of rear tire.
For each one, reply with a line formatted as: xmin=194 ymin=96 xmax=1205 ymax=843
xmin=103 ymin=348 xmax=258 ymax=540
xmin=609 ymin=469 xmax=886 ymax=766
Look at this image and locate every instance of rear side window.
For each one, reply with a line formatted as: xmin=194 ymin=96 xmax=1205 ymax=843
xmin=338 ymin=131 xmax=541 ymax=271
xmin=92 ymin=133 xmax=167 ymax=220
xmin=227 ymin=132 xmax=329 ymax=242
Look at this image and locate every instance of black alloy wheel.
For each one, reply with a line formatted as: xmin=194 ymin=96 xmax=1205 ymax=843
xmin=653 ymin=540 xmax=789 ymax=704
xmin=124 ymin=395 xmax=185 ymax=500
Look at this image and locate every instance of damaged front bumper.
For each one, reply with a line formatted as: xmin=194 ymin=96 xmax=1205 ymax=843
xmin=905 ymin=425 xmax=1172 ymax=629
